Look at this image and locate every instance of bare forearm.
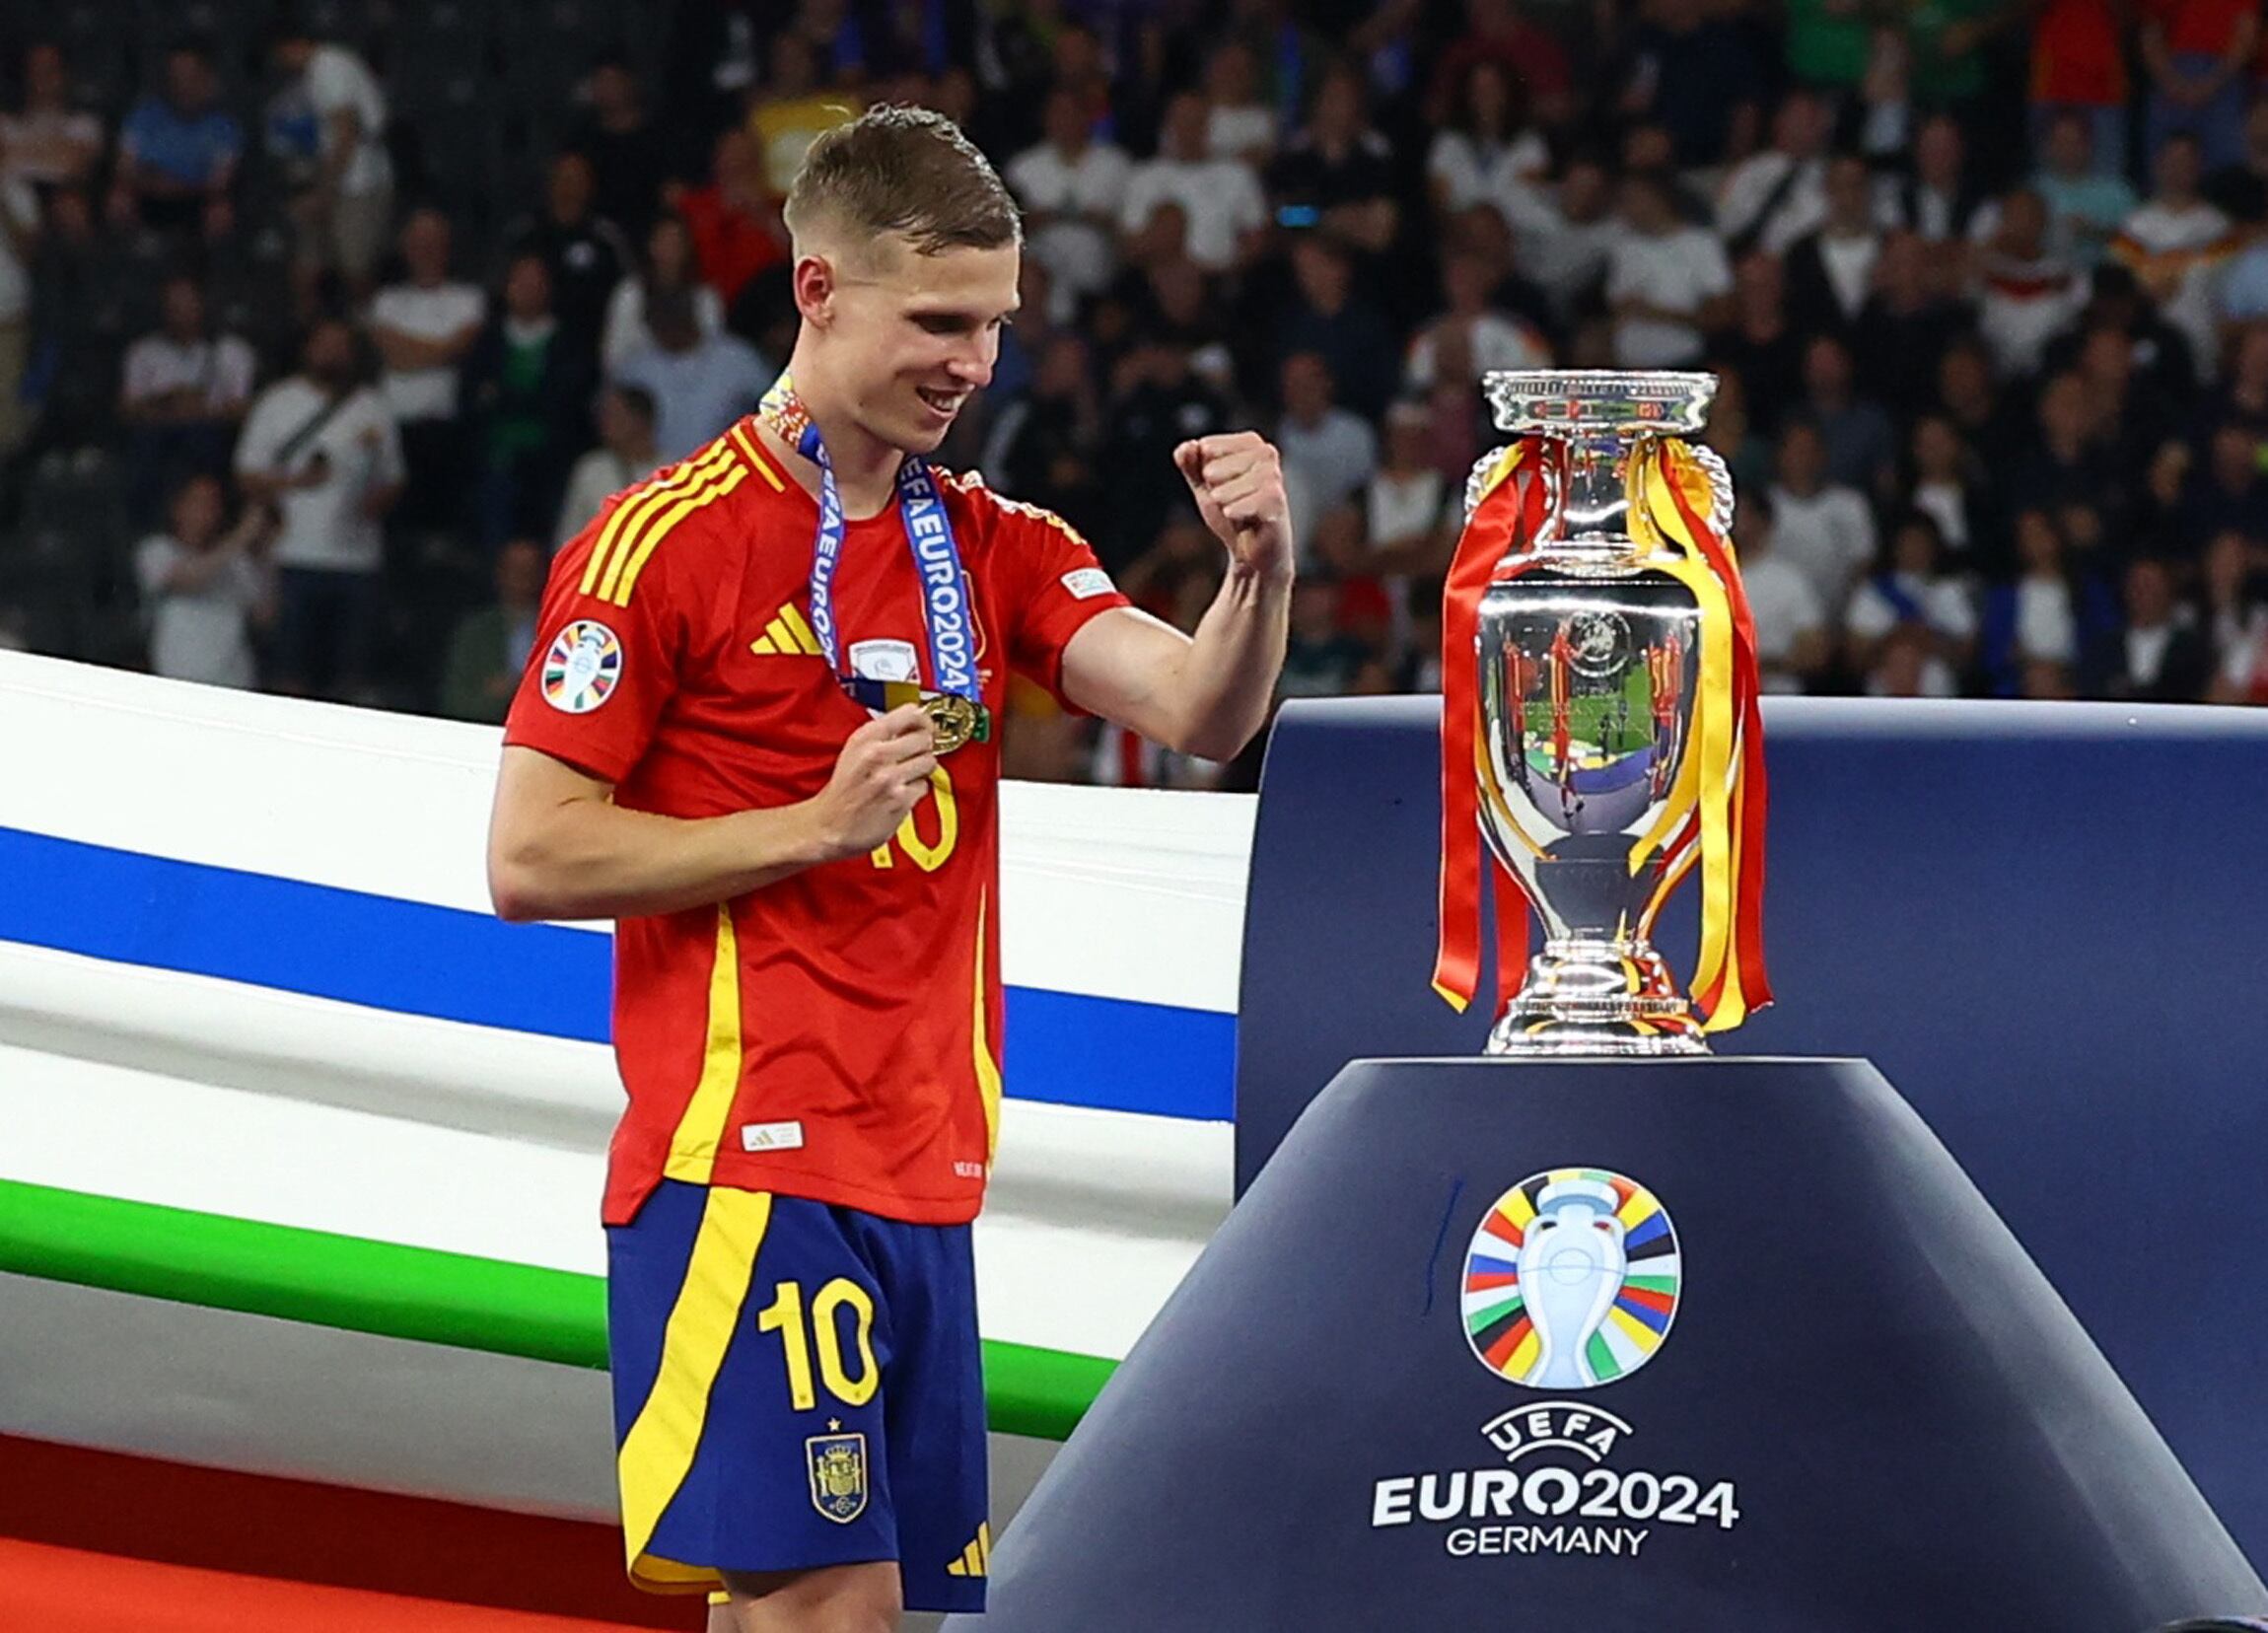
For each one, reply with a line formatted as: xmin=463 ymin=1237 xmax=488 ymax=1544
xmin=318 ymin=112 xmax=359 ymax=191
xmin=1168 ymin=565 xmax=1291 ymax=760
xmin=490 ymin=797 xmax=833 ymax=921
xmin=236 ymin=469 xmax=293 ymax=503
xmin=374 ymin=329 xmax=442 ymax=369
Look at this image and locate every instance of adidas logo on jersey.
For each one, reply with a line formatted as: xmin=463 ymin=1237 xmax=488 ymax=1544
xmin=945 ymin=1523 xmax=991 ymax=1579
xmin=750 ymin=604 xmax=822 ymax=657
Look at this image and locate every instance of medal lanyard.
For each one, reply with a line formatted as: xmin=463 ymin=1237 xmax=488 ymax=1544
xmin=762 ymin=374 xmax=982 ymax=716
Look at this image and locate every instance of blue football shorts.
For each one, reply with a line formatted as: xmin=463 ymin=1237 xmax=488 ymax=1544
xmin=605 ymin=1179 xmax=989 ymax=1613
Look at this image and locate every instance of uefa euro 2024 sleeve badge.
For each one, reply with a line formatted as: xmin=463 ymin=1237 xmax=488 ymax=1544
xmin=1462 ymin=1169 xmax=1680 ymax=1389
xmin=541 ymin=619 xmax=622 ymax=715
xmin=808 ymin=1425 xmax=869 ymax=1525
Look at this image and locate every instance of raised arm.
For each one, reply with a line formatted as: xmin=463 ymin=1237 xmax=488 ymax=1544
xmin=1060 ymin=432 xmax=1292 ymax=762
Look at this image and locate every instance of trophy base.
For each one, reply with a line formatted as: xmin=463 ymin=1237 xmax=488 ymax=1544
xmin=1485 ymin=936 xmax=1706 ymax=1056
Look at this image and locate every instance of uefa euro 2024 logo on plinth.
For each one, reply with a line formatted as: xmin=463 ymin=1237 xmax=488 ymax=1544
xmin=1462 ymin=1169 xmax=1681 ymax=1389
xmin=1368 ymin=1168 xmax=1735 ymax=1562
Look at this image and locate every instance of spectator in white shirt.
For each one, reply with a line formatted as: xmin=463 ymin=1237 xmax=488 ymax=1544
xmin=601 ymin=211 xmax=726 ymax=378
xmin=233 ymin=318 xmax=404 ymax=700
xmin=1984 ymin=507 xmax=2088 ymax=694
xmin=2199 ymin=529 xmax=2268 ymax=696
xmin=556 ymin=384 xmax=660 ymax=547
xmin=1496 ymin=157 xmax=1624 ymax=320
xmin=369 ymin=208 xmax=485 ymax=535
xmin=1907 ymin=413 xmax=1989 ymax=566
xmin=1354 ymin=400 xmax=1454 ymax=653
xmin=1427 ymin=58 xmax=1549 ymax=219
xmin=1120 ymin=91 xmax=1268 ymax=274
xmin=134 ymin=472 xmax=276 ymax=690
xmin=1844 ymin=511 xmax=1977 ymax=691
xmin=0 ymin=43 xmax=102 ymax=196
xmin=269 ymin=27 xmax=393 ymax=301
xmin=611 ymin=285 xmax=770 ymax=462
xmin=1404 ymin=248 xmax=1553 ymax=390
xmin=1201 ymin=39 xmax=1278 ymax=166
xmin=1006 ymin=87 xmax=1133 ymax=323
xmin=1974 ymin=187 xmax=2085 ymax=380
xmin=1767 ymin=418 xmax=1878 ymax=622
xmin=1716 ymin=90 xmax=1832 ymax=256
xmin=1733 ymin=488 xmax=1830 ymax=693
xmin=1607 ymin=170 xmax=1734 ymax=368
xmin=1276 ymin=350 xmax=1379 ymax=557
xmin=2112 ymin=133 xmax=2234 ymax=379
xmin=119 ymin=274 xmax=258 ymax=522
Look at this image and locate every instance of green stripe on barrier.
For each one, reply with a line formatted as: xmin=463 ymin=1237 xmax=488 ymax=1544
xmin=0 ymin=1177 xmax=1116 ymax=1441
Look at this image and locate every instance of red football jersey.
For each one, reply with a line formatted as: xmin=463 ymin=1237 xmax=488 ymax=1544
xmin=504 ymin=420 xmax=1131 ymax=1226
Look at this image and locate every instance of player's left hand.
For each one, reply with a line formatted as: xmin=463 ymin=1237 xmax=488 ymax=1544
xmin=1174 ymin=433 xmax=1294 ymax=585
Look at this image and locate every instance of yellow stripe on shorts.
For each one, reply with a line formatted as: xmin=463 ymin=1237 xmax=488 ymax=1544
xmin=616 ymin=1186 xmax=774 ymax=1591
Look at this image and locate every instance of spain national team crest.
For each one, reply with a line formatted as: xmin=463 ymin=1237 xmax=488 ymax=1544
xmin=1462 ymin=1169 xmax=1681 ymax=1390
xmin=541 ymin=619 xmax=621 ymax=714
xmin=807 ymin=1428 xmax=869 ymax=1525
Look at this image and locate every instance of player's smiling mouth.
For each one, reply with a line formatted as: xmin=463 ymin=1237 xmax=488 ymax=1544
xmin=917 ymin=387 xmax=969 ymax=416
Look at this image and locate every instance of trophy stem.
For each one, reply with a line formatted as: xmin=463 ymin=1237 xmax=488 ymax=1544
xmin=1486 ymin=935 xmax=1706 ymax=1057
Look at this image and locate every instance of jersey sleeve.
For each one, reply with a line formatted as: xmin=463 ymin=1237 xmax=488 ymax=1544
xmin=973 ymin=481 xmax=1131 ymax=708
xmin=502 ymin=493 xmax=690 ymax=784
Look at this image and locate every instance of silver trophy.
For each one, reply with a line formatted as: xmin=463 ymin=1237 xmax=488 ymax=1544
xmin=1469 ymin=371 xmax=1736 ymax=1056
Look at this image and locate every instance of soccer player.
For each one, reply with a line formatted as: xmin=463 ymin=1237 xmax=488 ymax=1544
xmin=486 ymin=106 xmax=1290 ymax=1632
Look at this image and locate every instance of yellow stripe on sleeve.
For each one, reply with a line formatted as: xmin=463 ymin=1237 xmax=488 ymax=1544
xmin=577 ymin=447 xmax=735 ymax=598
xmin=609 ymin=463 xmax=751 ymax=606
xmin=616 ymin=1186 xmax=774 ymax=1586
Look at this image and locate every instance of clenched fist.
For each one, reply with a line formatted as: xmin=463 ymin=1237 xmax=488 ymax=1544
xmin=812 ymin=705 xmax=938 ymax=860
xmin=1174 ymin=432 xmax=1294 ymax=584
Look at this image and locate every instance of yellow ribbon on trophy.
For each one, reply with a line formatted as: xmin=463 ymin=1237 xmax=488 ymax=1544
xmin=1625 ymin=438 xmax=1771 ymax=1030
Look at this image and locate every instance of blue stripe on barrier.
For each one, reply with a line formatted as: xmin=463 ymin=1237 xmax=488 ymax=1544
xmin=0 ymin=826 xmax=1233 ymax=1122
xmin=1004 ymin=986 xmax=1234 ymax=1121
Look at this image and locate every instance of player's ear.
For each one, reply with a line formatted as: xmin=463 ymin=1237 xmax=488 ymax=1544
xmin=793 ymin=253 xmax=837 ymax=327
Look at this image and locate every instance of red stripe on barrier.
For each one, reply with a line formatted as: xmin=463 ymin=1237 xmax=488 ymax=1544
xmin=0 ymin=1436 xmax=693 ymax=1628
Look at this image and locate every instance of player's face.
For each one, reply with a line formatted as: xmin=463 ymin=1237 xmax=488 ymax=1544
xmin=830 ymin=236 xmax=1021 ymax=455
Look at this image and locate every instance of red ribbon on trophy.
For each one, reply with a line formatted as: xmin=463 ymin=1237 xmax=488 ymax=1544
xmin=1432 ymin=439 xmax=1546 ymax=1018
xmin=1432 ymin=436 xmax=1771 ymax=1031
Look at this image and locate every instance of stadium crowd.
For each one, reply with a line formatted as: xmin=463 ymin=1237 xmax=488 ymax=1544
xmin=2 ymin=0 xmax=2267 ymax=788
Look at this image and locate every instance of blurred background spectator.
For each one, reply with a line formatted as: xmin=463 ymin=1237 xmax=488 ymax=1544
xmin=134 ymin=469 xmax=273 ymax=690
xmin=110 ymin=41 xmax=240 ymax=241
xmin=0 ymin=0 xmax=2262 ymax=779
xmin=118 ymin=272 xmax=256 ymax=522
xmin=232 ymin=315 xmax=400 ymax=702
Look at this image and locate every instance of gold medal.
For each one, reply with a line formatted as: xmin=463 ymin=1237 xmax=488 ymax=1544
xmin=921 ymin=693 xmax=980 ymax=754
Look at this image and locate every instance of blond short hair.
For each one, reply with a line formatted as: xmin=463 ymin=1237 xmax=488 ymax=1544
xmin=784 ymin=105 xmax=1022 ymax=258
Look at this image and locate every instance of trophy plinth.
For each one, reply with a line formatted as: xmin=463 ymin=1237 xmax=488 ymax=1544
xmin=1470 ymin=371 xmax=1730 ymax=1057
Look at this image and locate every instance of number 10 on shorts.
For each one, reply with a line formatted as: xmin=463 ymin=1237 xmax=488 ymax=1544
xmin=758 ymin=1278 xmax=880 ymax=1410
